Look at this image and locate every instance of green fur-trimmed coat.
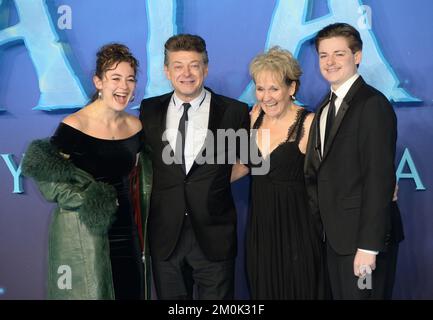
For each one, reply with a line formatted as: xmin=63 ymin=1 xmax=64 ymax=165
xmin=22 ymin=139 xmax=152 ymax=300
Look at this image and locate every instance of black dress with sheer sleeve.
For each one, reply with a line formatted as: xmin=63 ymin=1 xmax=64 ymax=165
xmin=50 ymin=122 xmax=144 ymax=299
xmin=247 ymin=109 xmax=327 ymax=299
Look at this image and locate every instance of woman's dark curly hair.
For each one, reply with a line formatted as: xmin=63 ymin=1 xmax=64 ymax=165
xmin=91 ymin=43 xmax=139 ymax=102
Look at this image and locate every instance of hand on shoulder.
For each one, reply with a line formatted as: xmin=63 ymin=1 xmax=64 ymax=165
xmin=250 ymin=103 xmax=261 ymax=127
xmin=250 ymin=103 xmax=261 ymax=117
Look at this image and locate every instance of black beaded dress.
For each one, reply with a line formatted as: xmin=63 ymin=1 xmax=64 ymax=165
xmin=246 ymin=109 xmax=325 ymax=299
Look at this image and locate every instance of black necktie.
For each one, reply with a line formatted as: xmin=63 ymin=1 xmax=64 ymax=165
xmin=175 ymin=103 xmax=191 ymax=172
xmin=324 ymin=92 xmax=337 ymax=148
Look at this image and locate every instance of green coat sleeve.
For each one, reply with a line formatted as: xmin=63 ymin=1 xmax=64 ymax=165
xmin=36 ymin=181 xmax=88 ymax=210
xmin=35 ymin=168 xmax=118 ymax=235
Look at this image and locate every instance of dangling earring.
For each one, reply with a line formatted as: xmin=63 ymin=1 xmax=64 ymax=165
xmin=130 ymin=94 xmax=135 ymax=103
xmin=291 ymin=95 xmax=296 ymax=101
xmin=98 ymin=91 xmax=102 ymax=99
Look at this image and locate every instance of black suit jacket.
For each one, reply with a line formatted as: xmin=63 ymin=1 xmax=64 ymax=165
xmin=304 ymin=76 xmax=404 ymax=255
xmin=139 ymin=89 xmax=249 ymax=261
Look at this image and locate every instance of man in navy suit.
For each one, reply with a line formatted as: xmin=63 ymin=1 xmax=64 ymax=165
xmin=140 ymin=34 xmax=249 ymax=299
xmin=305 ymin=23 xmax=404 ymax=299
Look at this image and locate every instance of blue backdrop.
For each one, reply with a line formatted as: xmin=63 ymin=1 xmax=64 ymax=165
xmin=0 ymin=0 xmax=432 ymax=299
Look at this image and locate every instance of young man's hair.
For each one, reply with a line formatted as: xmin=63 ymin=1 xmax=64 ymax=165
xmin=315 ymin=23 xmax=363 ymax=53
xmin=164 ymin=34 xmax=209 ymax=65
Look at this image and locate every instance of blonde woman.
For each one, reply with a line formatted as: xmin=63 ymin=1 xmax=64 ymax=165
xmin=232 ymin=47 xmax=327 ymax=299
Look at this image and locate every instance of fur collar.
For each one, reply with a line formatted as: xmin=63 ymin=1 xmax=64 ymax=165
xmin=22 ymin=139 xmax=78 ymax=182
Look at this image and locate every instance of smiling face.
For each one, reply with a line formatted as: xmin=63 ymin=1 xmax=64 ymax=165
xmin=164 ymin=50 xmax=208 ymax=102
xmin=255 ymin=70 xmax=295 ymax=118
xmin=318 ymin=36 xmax=362 ymax=90
xmin=94 ymin=61 xmax=136 ymax=111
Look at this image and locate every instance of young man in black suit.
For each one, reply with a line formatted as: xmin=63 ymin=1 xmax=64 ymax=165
xmin=139 ymin=34 xmax=249 ymax=299
xmin=304 ymin=23 xmax=404 ymax=299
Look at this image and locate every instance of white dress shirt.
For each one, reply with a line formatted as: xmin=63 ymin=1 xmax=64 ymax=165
xmin=165 ymin=88 xmax=210 ymax=173
xmin=319 ymin=73 xmax=378 ymax=256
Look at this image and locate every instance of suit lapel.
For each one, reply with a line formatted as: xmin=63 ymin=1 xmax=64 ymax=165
xmin=156 ymin=92 xmax=186 ymax=175
xmin=322 ymin=100 xmax=348 ymax=160
xmin=311 ymin=95 xmax=330 ymax=169
xmin=207 ymin=92 xmax=226 ymax=140
xmin=321 ymin=76 xmax=365 ymax=162
xmin=158 ymin=93 xmax=172 ymax=152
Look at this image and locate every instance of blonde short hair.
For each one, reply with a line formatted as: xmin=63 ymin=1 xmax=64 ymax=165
xmin=250 ymin=46 xmax=302 ymax=96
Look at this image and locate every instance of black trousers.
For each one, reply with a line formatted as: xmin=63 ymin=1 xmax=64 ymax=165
xmin=326 ymin=241 xmax=399 ymax=300
xmin=151 ymin=215 xmax=235 ymax=300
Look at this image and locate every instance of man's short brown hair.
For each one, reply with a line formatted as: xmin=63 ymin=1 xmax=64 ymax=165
xmin=164 ymin=34 xmax=209 ymax=65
